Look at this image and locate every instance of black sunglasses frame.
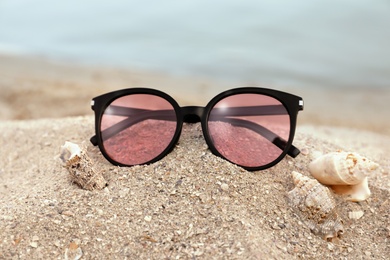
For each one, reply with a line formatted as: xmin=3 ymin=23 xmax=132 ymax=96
xmin=90 ymin=87 xmax=304 ymax=171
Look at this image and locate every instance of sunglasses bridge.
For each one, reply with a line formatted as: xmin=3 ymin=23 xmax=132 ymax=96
xmin=181 ymin=106 xmax=205 ymax=123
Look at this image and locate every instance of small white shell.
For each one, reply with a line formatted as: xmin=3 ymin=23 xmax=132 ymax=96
xmin=64 ymin=241 xmax=83 ymax=260
xmin=309 ymin=151 xmax=378 ymax=202
xmin=288 ymin=171 xmax=344 ymax=240
xmin=348 ymin=210 xmax=364 ymax=220
xmin=60 ymin=141 xmax=107 ymax=191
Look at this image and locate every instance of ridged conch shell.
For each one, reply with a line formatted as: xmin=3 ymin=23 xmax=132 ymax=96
xmin=288 ymin=171 xmax=344 ymax=240
xmin=309 ymin=151 xmax=379 ymax=202
xmin=60 ymin=141 xmax=107 ymax=191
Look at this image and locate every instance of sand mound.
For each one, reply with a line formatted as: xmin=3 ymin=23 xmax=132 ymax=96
xmin=0 ymin=117 xmax=388 ymax=259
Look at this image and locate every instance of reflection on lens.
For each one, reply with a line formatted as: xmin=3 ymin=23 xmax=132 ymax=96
xmin=100 ymin=94 xmax=177 ymax=165
xmin=207 ymin=94 xmax=290 ymax=168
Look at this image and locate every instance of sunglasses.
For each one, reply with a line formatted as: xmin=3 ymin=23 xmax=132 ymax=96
xmin=90 ymin=87 xmax=304 ymax=171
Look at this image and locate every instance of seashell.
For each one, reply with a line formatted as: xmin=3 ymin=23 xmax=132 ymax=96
xmin=60 ymin=141 xmax=107 ymax=191
xmin=309 ymin=151 xmax=378 ymax=202
xmin=64 ymin=241 xmax=83 ymax=260
xmin=288 ymin=171 xmax=344 ymax=240
xmin=348 ymin=210 xmax=364 ymax=220
xmin=330 ymin=177 xmax=371 ymax=202
xmin=309 ymin=151 xmax=378 ymax=185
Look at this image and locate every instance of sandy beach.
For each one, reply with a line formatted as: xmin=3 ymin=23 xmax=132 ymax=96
xmin=0 ymin=54 xmax=389 ymax=259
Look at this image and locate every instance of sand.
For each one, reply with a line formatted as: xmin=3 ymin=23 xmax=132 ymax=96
xmin=0 ymin=54 xmax=389 ymax=259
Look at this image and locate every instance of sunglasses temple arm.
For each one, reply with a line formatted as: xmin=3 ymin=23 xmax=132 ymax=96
xmin=104 ymin=104 xmax=286 ymax=118
xmin=91 ymin=105 xmax=300 ymax=157
xmin=210 ymin=105 xmax=300 ymax=157
xmin=210 ymin=105 xmax=287 ymax=117
xmin=90 ymin=109 xmax=176 ymax=145
xmin=212 ymin=117 xmax=300 ymax=158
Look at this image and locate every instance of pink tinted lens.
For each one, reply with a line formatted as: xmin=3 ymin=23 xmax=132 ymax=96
xmin=100 ymin=94 xmax=177 ymax=165
xmin=208 ymin=94 xmax=290 ymax=168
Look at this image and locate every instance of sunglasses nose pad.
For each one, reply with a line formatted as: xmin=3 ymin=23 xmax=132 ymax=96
xmin=181 ymin=106 xmax=205 ymax=123
xmin=183 ymin=114 xmax=201 ymax=123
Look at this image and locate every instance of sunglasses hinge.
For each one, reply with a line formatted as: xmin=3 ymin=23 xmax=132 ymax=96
xmin=299 ymin=99 xmax=304 ymax=110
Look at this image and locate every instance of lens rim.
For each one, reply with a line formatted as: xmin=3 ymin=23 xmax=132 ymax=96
xmin=202 ymin=87 xmax=301 ymax=171
xmin=92 ymin=88 xmax=183 ymax=166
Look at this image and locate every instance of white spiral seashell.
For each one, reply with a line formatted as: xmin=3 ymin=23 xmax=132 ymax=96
xmin=308 ymin=151 xmax=379 ymax=202
xmin=288 ymin=171 xmax=344 ymax=240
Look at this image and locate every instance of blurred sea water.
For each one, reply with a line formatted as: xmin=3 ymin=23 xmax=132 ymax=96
xmin=0 ymin=0 xmax=389 ymax=89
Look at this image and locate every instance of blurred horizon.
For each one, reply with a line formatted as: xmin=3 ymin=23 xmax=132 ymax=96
xmin=1 ymin=0 xmax=389 ymax=89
